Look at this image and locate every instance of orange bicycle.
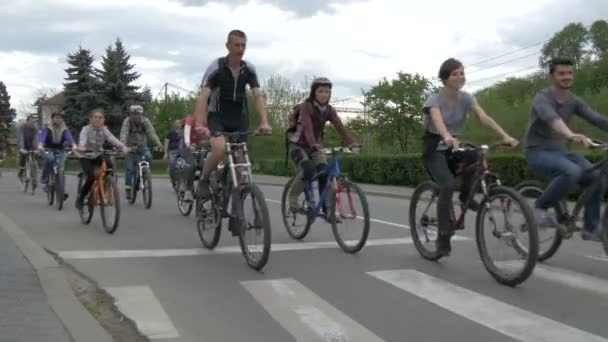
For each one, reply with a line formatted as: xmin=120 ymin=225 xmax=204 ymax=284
xmin=77 ymin=150 xmax=121 ymax=234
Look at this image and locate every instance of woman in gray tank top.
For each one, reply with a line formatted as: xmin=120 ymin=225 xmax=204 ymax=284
xmin=420 ymin=58 xmax=519 ymax=256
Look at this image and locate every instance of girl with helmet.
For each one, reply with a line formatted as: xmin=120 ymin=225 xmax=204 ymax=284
xmin=285 ymin=77 xmax=359 ymax=213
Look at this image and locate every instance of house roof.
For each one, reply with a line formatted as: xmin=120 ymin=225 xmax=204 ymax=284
xmin=42 ymin=92 xmax=65 ymax=106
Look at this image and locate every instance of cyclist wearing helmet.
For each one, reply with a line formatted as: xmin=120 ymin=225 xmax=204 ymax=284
xmin=193 ymin=29 xmax=272 ymax=199
xmin=119 ymin=104 xmax=163 ymax=200
xmin=422 ymin=58 xmax=518 ymax=256
xmin=286 ymin=77 xmax=359 ymax=212
xmin=37 ymin=111 xmax=74 ymax=190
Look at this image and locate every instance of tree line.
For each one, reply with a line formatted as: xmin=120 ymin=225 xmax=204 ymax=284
xmin=1 ymin=20 xmax=607 ymax=155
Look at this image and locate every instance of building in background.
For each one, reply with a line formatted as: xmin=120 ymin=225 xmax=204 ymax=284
xmin=40 ymin=92 xmax=64 ymax=125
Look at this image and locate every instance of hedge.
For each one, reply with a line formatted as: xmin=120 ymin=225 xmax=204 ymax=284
xmin=254 ymin=151 xmax=608 ymax=188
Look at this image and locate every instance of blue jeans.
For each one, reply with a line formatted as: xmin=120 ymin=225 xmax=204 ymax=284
xmin=125 ymin=146 xmax=152 ymax=187
xmin=167 ymin=149 xmax=179 ymax=180
xmin=42 ymin=150 xmax=66 ymax=182
xmin=526 ymin=149 xmax=600 ymax=232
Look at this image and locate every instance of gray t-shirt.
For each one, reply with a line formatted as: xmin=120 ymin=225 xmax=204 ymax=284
xmin=524 ymin=88 xmax=608 ymax=150
xmin=422 ymin=91 xmax=474 ymax=136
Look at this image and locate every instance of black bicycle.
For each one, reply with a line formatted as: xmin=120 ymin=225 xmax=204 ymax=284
xmin=176 ymin=145 xmax=209 ymax=217
xmin=196 ymin=131 xmax=271 ymax=271
xmin=127 ymin=148 xmax=156 ymax=209
xmin=516 ymin=140 xmax=608 ymax=259
xmin=410 ymin=141 xmax=539 ymax=287
xmin=45 ymin=149 xmax=71 ymax=210
xmin=21 ymin=150 xmax=38 ymax=195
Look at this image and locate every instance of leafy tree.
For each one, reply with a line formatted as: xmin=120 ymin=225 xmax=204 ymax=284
xmin=362 ymin=72 xmax=435 ymax=152
xmin=148 ymin=93 xmax=196 ymax=140
xmin=589 ymin=20 xmax=608 ymax=58
xmin=63 ymin=46 xmax=103 ymax=134
xmin=96 ymin=37 xmax=141 ymax=134
xmin=540 ymin=22 xmax=588 ymax=68
xmin=261 ymin=74 xmax=309 ymax=129
xmin=0 ymin=81 xmax=17 ymax=152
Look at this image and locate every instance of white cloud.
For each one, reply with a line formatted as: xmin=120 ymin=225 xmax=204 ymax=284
xmin=1 ymin=0 xmax=606 ymax=113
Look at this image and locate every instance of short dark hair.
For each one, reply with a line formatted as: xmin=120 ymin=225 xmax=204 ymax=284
xmin=438 ymin=58 xmax=464 ymax=83
xmin=549 ymin=57 xmax=574 ymax=74
xmin=90 ymin=108 xmax=105 ymax=118
xmin=227 ymin=30 xmax=247 ymax=43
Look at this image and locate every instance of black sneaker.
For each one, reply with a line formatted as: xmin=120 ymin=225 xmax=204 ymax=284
xmin=436 ymin=233 xmax=452 ymax=256
xmin=199 ymin=179 xmax=211 ymax=200
xmin=75 ymin=196 xmax=84 ymax=210
xmin=125 ymin=188 xmax=132 ymax=201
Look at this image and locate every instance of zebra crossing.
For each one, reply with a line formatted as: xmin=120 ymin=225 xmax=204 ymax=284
xmin=98 ymin=259 xmax=608 ymax=342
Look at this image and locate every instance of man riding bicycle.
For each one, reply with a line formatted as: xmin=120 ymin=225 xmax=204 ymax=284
xmin=286 ymin=77 xmax=359 ymax=214
xmin=164 ymin=119 xmax=183 ymax=189
xmin=193 ymin=29 xmax=272 ymax=199
xmin=120 ymin=104 xmax=163 ymax=200
xmin=75 ymin=109 xmax=128 ymax=209
xmin=524 ymin=57 xmax=608 ymax=241
xmin=17 ymin=115 xmax=39 ymax=182
xmin=178 ymin=114 xmax=210 ymax=202
xmin=422 ymin=58 xmax=518 ymax=256
xmin=37 ymin=111 xmax=74 ymax=192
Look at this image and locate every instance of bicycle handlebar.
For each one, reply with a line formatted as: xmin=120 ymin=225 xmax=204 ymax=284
xmin=437 ymin=141 xmax=513 ymax=153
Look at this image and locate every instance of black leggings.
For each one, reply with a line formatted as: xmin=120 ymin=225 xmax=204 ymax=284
xmin=422 ymin=133 xmax=478 ymax=235
xmin=79 ymin=157 xmax=113 ymax=198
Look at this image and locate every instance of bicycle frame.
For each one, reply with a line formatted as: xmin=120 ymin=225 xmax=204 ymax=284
xmin=91 ymin=157 xmax=113 ymax=207
xmin=137 ymin=155 xmax=150 ymax=190
xmin=304 ymin=153 xmax=341 ymax=218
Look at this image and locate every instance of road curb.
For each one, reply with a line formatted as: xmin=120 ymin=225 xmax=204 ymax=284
xmin=0 ymin=212 xmax=114 ymax=342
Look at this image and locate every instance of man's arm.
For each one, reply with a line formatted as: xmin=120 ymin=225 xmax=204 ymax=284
xmin=576 ymin=98 xmax=608 ymax=131
xmin=533 ymin=93 xmax=587 ymax=144
xmin=251 ymin=87 xmax=270 ymax=127
xmin=119 ymin=118 xmax=129 ymax=144
xmin=194 ymin=87 xmax=211 ymax=127
xmin=144 ymin=118 xmax=162 ymax=147
xmin=17 ymin=126 xmax=24 ymax=150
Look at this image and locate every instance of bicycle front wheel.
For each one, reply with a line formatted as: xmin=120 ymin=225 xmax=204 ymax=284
xmin=142 ymin=168 xmax=152 ymax=209
xmin=128 ymin=172 xmax=138 ymax=205
xmin=100 ymin=175 xmax=120 ymax=234
xmin=328 ymin=178 xmax=370 ymax=254
xmin=281 ymin=177 xmax=312 ymax=240
xmin=77 ymin=174 xmax=94 ymax=224
xmin=47 ymin=173 xmax=55 ymax=206
xmin=476 ymin=186 xmax=538 ymax=287
xmin=237 ymin=183 xmax=271 ymax=271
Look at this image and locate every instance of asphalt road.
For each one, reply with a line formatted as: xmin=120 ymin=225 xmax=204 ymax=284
xmin=1 ymin=171 xmax=607 ymax=342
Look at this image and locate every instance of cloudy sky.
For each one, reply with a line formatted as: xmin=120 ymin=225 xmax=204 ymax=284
xmin=1 ymin=0 xmax=606 ymax=114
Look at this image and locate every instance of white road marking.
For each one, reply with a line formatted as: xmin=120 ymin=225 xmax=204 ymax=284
xmin=242 ymin=278 xmax=385 ymax=342
xmin=105 ymin=286 xmax=179 ymax=339
xmin=367 ymin=269 xmax=608 ymax=342
xmin=584 ymin=254 xmax=608 ymax=263
xmin=58 ymin=236 xmax=469 ymax=260
xmin=497 ymin=261 xmax=608 ymax=297
xmin=266 ymin=198 xmax=410 ymax=229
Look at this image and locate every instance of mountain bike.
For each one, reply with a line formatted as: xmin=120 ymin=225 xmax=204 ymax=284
xmin=409 ymin=141 xmax=539 ymax=287
xmin=45 ymin=148 xmax=71 ymax=210
xmin=127 ymin=148 xmax=157 ymax=209
xmin=281 ymin=146 xmax=370 ymax=253
xmin=195 ymin=131 xmax=271 ymax=271
xmin=21 ymin=150 xmax=38 ymax=195
xmin=176 ymin=145 xmax=209 ymax=217
xmin=516 ymin=140 xmax=608 ymax=259
xmin=77 ymin=150 xmax=121 ymax=234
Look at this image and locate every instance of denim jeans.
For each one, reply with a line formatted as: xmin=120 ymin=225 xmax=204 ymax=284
xmin=42 ymin=150 xmax=66 ymax=182
xmin=125 ymin=146 xmax=152 ymax=187
xmin=526 ymin=148 xmax=600 ymax=232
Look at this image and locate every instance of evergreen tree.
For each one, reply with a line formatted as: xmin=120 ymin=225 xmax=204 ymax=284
xmin=63 ymin=46 xmax=102 ymax=135
xmin=0 ymin=81 xmax=17 ymax=152
xmin=96 ymin=38 xmax=141 ymax=134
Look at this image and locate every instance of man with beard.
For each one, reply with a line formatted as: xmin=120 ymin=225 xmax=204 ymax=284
xmin=524 ymin=57 xmax=608 ymax=241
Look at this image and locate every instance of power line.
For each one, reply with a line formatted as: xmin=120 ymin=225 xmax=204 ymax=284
xmin=467 ymin=65 xmax=540 ymax=85
xmin=468 ymin=40 xmax=549 ymax=68
xmin=467 ymin=51 xmax=541 ymax=75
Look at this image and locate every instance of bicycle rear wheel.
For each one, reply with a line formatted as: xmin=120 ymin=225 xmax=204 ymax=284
xmin=281 ymin=177 xmax=312 ymax=240
xmin=30 ymin=161 xmax=37 ymax=195
xmin=100 ymin=174 xmax=120 ymax=234
xmin=409 ymin=181 xmax=445 ymax=261
xmin=142 ymin=168 xmax=152 ymax=209
xmin=128 ymin=172 xmax=138 ymax=205
xmin=476 ymin=186 xmax=538 ymax=287
xmin=516 ymin=180 xmax=563 ymax=261
xmin=237 ymin=183 xmax=271 ymax=271
xmin=47 ymin=172 xmax=55 ymax=206
xmin=55 ymin=171 xmax=65 ymax=211
xmin=328 ymin=178 xmax=370 ymax=254
xmin=77 ymin=173 xmax=94 ymax=224
xmin=197 ymin=198 xmax=222 ymax=249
